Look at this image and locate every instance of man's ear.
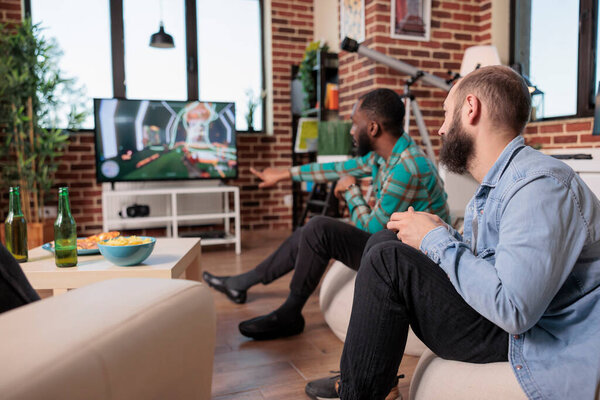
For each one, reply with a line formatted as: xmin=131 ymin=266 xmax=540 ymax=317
xmin=464 ymin=94 xmax=481 ymax=125
xmin=368 ymin=121 xmax=380 ymax=137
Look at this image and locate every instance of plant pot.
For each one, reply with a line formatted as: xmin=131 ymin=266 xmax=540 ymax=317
xmin=1 ymin=219 xmax=54 ymax=250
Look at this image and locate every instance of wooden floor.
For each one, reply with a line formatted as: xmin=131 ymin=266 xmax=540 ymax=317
xmin=201 ymin=230 xmax=419 ymax=400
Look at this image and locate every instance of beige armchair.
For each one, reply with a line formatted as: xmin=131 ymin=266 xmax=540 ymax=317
xmin=0 ymin=278 xmax=216 ymax=400
xmin=319 ymin=261 xmax=529 ymax=400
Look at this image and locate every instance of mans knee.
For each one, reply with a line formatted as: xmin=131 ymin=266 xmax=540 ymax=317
xmin=364 ymin=229 xmax=398 ymax=255
xmin=303 ymin=215 xmax=336 ymax=236
xmin=360 ymin=240 xmax=420 ymax=280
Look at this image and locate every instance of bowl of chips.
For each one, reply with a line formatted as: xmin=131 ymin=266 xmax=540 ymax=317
xmin=97 ymin=236 xmax=156 ymax=266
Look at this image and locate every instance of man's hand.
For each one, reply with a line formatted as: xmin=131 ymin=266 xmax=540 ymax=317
xmin=386 ymin=207 xmax=446 ymax=250
xmin=250 ymin=167 xmax=291 ymax=188
xmin=334 ymin=175 xmax=357 ymax=200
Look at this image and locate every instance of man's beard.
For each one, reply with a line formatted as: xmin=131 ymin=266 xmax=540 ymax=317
xmin=355 ymin=128 xmax=372 ymax=157
xmin=439 ymin=116 xmax=474 ymax=175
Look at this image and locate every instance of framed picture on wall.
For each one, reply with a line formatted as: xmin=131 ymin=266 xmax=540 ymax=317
xmin=391 ymin=0 xmax=432 ymax=41
xmin=340 ymin=0 xmax=365 ymax=43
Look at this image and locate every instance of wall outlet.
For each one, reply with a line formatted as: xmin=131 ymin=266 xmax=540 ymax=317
xmin=42 ymin=206 xmax=57 ymax=219
xmin=283 ymin=194 xmax=293 ymax=206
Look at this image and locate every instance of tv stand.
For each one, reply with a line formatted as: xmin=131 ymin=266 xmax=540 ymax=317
xmin=102 ymin=184 xmax=241 ymax=254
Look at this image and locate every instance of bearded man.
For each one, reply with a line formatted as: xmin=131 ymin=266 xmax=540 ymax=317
xmin=307 ymin=65 xmax=600 ymax=400
xmin=203 ymin=88 xmax=450 ymax=341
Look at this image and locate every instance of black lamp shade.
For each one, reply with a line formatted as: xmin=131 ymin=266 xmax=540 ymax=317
xmin=150 ymin=23 xmax=174 ymax=48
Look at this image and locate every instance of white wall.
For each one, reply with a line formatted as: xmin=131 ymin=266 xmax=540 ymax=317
xmin=314 ymin=0 xmax=340 ymax=52
xmin=491 ymin=0 xmax=511 ymax=64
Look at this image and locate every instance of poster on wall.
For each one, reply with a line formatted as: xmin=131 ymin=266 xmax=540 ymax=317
xmin=391 ymin=0 xmax=432 ymax=41
xmin=340 ymin=0 xmax=365 ymax=43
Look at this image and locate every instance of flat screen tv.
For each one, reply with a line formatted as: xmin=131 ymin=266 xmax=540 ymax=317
xmin=94 ymin=98 xmax=237 ymax=182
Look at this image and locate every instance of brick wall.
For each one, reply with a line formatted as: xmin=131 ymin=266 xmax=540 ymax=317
xmin=337 ymin=0 xmax=597 ymax=155
xmin=338 ymin=0 xmax=493 ymax=155
xmin=2 ymin=0 xmax=598 ymax=234
xmin=0 ymin=0 xmax=19 ymax=22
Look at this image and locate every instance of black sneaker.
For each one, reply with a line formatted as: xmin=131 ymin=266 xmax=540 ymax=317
xmin=238 ymin=311 xmax=304 ymax=340
xmin=304 ymin=373 xmax=340 ymax=399
xmin=304 ymin=373 xmax=404 ymax=400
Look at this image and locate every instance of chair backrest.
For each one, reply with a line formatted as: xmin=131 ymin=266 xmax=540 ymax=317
xmin=438 ymin=165 xmax=479 ymax=227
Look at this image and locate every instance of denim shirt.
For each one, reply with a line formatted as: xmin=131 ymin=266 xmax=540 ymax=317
xmin=421 ymin=136 xmax=600 ymax=400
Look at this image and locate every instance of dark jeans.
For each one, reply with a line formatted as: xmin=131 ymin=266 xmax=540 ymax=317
xmin=339 ymin=230 xmax=509 ymax=400
xmin=0 ymin=243 xmax=40 ymax=314
xmin=255 ymin=216 xmax=371 ymax=298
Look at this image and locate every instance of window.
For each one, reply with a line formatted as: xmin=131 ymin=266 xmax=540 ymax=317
xmin=197 ymin=0 xmax=263 ymax=131
xmin=30 ymin=0 xmax=113 ymax=129
xmin=511 ymin=0 xmax=598 ymax=120
xmin=27 ymin=0 xmax=264 ymax=132
xmin=123 ymin=0 xmax=187 ymax=100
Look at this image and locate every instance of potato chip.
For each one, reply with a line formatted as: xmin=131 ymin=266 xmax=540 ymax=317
xmin=102 ymin=236 xmax=151 ymax=246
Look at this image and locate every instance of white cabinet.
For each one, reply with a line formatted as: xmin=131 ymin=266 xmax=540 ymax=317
xmin=543 ymin=148 xmax=600 ymax=200
xmin=102 ymin=185 xmax=241 ymax=254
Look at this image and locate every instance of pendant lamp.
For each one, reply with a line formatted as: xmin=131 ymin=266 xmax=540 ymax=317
xmin=149 ymin=0 xmax=174 ymax=48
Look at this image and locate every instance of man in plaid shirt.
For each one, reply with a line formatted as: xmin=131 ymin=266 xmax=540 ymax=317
xmin=203 ymin=88 xmax=450 ymax=340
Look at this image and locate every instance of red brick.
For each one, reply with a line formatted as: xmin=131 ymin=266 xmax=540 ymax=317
xmin=454 ymin=33 xmax=472 ymax=41
xmin=453 ymin=12 xmax=472 ymax=21
xmin=442 ymin=22 xmax=462 ymax=30
xmin=526 ymin=136 xmax=551 ymax=145
xmin=580 ymin=135 xmax=600 ymax=142
xmin=433 ymin=31 xmax=452 ymax=39
xmin=565 ymin=122 xmax=592 ymax=132
xmin=553 ymin=135 xmax=578 ymax=144
xmin=442 ymin=2 xmax=461 ymax=10
xmin=433 ymin=51 xmax=451 ymax=59
xmin=540 ymin=124 xmax=564 ymax=133
xmin=525 ymin=125 xmax=539 ymax=134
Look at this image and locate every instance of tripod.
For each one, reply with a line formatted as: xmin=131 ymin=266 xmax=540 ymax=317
xmin=401 ymin=71 xmax=436 ymax=166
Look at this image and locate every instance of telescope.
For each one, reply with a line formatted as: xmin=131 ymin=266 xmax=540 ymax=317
xmin=341 ymin=37 xmax=452 ymax=92
xmin=341 ymin=37 xmax=456 ymax=164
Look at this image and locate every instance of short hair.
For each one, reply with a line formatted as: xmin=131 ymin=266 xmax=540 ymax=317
xmin=453 ymin=65 xmax=531 ymax=135
xmin=358 ymin=88 xmax=405 ymax=137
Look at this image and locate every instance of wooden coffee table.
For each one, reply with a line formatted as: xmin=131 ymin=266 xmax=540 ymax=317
xmin=22 ymin=238 xmax=201 ymax=295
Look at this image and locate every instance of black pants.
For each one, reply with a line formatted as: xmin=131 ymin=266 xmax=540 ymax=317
xmin=0 ymin=243 xmax=40 ymax=314
xmin=339 ymin=230 xmax=509 ymax=400
xmin=255 ymin=216 xmax=371 ymax=298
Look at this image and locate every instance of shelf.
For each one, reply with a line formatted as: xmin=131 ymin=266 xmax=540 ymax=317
xmin=302 ymin=108 xmax=338 ymax=117
xmin=102 ymin=184 xmax=241 ymax=254
xmin=102 ymin=186 xmax=238 ymax=197
xmin=291 ymin=51 xmax=339 ymax=228
xmin=106 ymin=212 xmax=237 ymax=226
xmin=201 ymin=233 xmax=238 ymax=246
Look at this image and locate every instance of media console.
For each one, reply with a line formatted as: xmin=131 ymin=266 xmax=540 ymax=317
xmin=102 ymin=185 xmax=241 ymax=254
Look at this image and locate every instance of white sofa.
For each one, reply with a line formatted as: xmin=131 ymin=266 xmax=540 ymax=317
xmin=0 ymin=278 xmax=216 ymax=400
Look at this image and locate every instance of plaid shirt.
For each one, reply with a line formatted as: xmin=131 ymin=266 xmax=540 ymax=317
xmin=290 ymin=134 xmax=450 ymax=233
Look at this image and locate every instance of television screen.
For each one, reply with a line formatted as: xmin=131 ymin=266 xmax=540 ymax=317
xmin=94 ymin=98 xmax=237 ymax=182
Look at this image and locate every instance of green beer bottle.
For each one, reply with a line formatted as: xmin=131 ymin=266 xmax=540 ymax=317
xmin=5 ymin=186 xmax=28 ymax=262
xmin=54 ymin=187 xmax=77 ymax=267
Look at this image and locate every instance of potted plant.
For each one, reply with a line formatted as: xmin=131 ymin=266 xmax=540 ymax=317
xmin=0 ymin=19 xmax=86 ymax=247
xmin=244 ymin=88 xmax=266 ymax=132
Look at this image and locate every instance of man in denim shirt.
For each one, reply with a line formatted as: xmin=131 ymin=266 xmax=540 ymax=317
xmin=313 ymin=66 xmax=600 ymax=399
